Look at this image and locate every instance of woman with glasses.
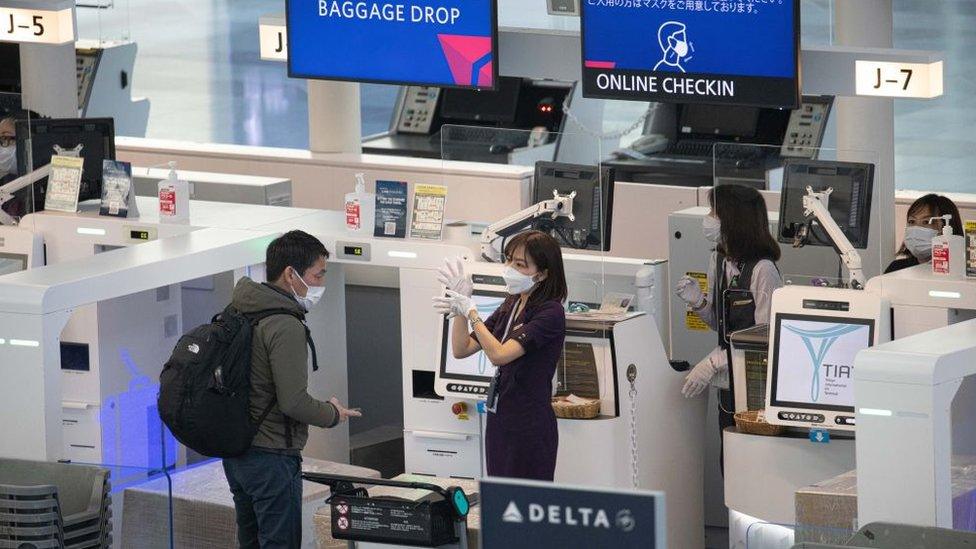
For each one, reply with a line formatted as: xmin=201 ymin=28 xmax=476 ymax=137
xmin=886 ymin=194 xmax=964 ymax=274
xmin=0 ymin=108 xmax=44 ymax=220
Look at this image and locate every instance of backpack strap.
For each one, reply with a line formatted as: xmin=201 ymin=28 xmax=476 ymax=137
xmin=245 ymin=308 xmax=320 ymax=373
xmin=245 ymin=308 xmax=311 ymax=449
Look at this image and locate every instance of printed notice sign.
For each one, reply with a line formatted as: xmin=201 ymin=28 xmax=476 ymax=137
xmin=374 ymin=180 xmax=408 ymax=238
xmin=409 ymin=184 xmax=447 ymax=240
xmin=44 ymin=155 xmax=84 ymax=213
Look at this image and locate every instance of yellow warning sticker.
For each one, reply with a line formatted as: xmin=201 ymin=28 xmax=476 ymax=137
xmin=686 ymin=311 xmax=709 ymax=331
xmin=966 ymin=221 xmax=976 ymax=278
xmin=684 ymin=271 xmax=709 ymax=331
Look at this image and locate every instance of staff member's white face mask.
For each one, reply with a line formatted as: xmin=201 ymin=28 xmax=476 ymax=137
xmin=702 ymin=215 xmax=721 ymax=244
xmin=502 ymin=266 xmax=537 ymax=295
xmin=904 ymin=226 xmax=937 ymax=261
xmin=0 ymin=146 xmax=15 ymax=176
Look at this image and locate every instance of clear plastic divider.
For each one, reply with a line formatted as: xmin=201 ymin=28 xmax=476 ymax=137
xmin=1 ymin=91 xmax=39 ymax=231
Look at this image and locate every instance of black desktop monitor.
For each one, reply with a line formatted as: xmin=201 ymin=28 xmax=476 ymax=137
xmin=678 ymin=103 xmax=761 ymax=141
xmin=439 ymin=76 xmax=521 ymax=124
xmin=532 ymin=161 xmax=615 ymax=252
xmin=15 ymin=117 xmax=116 ymax=204
xmin=778 ymin=160 xmax=874 ymax=250
xmin=0 ymin=43 xmax=20 ymax=95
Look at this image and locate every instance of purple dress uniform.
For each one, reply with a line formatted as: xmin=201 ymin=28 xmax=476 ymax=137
xmin=477 ymin=296 xmax=566 ymax=481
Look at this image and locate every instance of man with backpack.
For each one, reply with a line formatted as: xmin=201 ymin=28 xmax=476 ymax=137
xmin=223 ymin=230 xmax=360 ymax=548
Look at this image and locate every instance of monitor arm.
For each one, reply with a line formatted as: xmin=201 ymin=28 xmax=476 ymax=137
xmin=0 ymin=164 xmax=51 ymax=226
xmin=799 ymin=186 xmax=866 ymax=290
xmin=480 ymin=190 xmax=576 ymax=262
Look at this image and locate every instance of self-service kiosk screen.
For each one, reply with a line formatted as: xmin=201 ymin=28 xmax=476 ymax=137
xmin=440 ymin=291 xmax=507 ymax=382
xmin=0 ymin=253 xmax=27 ymax=276
xmin=770 ymin=314 xmax=873 ymax=412
xmin=287 ymin=0 xmax=498 ymax=89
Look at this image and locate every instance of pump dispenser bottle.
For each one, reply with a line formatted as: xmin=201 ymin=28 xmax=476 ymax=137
xmin=158 ymin=161 xmax=190 ymax=224
xmin=344 ymin=173 xmax=375 ymax=234
xmin=932 ymin=215 xmax=964 ymax=277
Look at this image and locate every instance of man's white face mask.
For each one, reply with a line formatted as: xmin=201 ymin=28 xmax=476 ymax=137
xmin=290 ymin=267 xmax=325 ymax=312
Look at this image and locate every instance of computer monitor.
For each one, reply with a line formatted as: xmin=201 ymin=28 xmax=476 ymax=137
xmin=439 ymin=76 xmax=521 ymax=124
xmin=439 ymin=290 xmax=508 ymax=384
xmin=0 ymin=43 xmax=20 ymax=95
xmin=287 ymin=0 xmax=498 ymax=89
xmin=15 ymin=117 xmax=116 ymax=204
xmin=0 ymin=252 xmax=26 ymax=277
xmin=678 ymin=104 xmax=760 ymax=141
xmin=777 ymin=160 xmax=875 ymax=250
xmin=531 ymin=161 xmax=615 ymax=252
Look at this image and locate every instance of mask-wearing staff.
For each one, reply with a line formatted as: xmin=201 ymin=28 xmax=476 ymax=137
xmin=886 ymin=193 xmax=964 ymax=274
xmin=433 ymin=230 xmax=568 ymax=481
xmin=0 ymin=109 xmax=44 ymax=222
xmin=673 ymin=185 xmax=783 ymax=472
xmin=0 ymin=113 xmax=19 ymax=180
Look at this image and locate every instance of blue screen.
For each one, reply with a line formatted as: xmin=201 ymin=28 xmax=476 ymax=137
xmin=581 ymin=0 xmax=798 ymax=107
xmin=287 ymin=0 xmax=498 ymax=89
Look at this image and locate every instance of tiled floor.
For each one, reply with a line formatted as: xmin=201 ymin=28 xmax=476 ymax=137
xmin=75 ymin=0 xmax=976 ymax=192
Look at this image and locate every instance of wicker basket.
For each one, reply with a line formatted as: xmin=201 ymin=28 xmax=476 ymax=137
xmin=552 ymin=397 xmax=601 ymax=419
xmin=734 ymin=410 xmax=786 ymax=437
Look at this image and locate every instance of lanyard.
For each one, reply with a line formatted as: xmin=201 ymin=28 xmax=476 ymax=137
xmin=500 ymin=300 xmax=522 ymax=343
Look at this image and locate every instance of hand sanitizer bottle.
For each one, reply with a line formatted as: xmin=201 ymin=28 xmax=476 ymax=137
xmin=158 ymin=161 xmax=190 ymax=224
xmin=932 ymin=215 xmax=964 ymax=277
xmin=344 ymin=173 xmax=374 ymax=234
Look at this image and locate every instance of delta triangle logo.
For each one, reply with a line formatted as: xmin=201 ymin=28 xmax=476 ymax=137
xmin=502 ymin=500 xmax=524 ymax=523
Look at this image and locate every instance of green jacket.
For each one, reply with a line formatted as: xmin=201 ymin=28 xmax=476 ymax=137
xmin=232 ymin=277 xmax=339 ymax=451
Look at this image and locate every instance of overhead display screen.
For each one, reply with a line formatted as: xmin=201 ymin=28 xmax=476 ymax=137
xmin=287 ymin=0 xmax=498 ymax=89
xmin=581 ymin=0 xmax=799 ymax=108
xmin=770 ymin=315 xmax=874 ymax=411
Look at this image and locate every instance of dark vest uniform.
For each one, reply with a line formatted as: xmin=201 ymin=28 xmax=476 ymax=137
xmin=713 ymin=253 xmax=761 ymax=471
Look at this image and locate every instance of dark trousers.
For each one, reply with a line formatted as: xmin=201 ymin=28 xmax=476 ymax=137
xmin=223 ymin=448 xmax=302 ymax=549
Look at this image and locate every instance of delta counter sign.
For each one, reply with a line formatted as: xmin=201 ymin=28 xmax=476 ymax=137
xmin=286 ymin=0 xmax=498 ymax=89
xmin=581 ymin=0 xmax=799 ymax=108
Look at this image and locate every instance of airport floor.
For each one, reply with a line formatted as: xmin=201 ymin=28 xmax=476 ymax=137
xmin=74 ymin=1 xmax=976 ymax=188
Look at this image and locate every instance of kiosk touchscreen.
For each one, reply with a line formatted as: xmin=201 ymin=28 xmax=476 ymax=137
xmin=0 ymin=226 xmax=43 ymax=276
xmin=764 ymin=286 xmax=889 ymax=432
xmin=436 ymin=268 xmax=508 ymax=399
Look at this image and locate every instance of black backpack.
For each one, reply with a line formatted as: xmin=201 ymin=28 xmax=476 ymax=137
xmin=157 ymin=304 xmax=315 ymax=458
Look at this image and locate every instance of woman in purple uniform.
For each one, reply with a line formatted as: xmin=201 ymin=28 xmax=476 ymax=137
xmin=433 ymin=231 xmax=567 ymax=481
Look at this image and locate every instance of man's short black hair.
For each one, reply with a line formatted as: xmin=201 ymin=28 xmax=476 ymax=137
xmin=266 ymin=230 xmax=330 ymax=282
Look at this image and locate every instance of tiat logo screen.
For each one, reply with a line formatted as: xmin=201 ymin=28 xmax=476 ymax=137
xmin=287 ymin=0 xmax=498 ymax=89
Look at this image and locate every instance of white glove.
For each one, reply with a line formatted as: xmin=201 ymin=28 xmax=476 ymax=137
xmin=432 ymin=296 xmax=455 ymax=317
xmin=437 ymin=256 xmax=473 ymax=297
xmin=682 ymin=356 xmax=720 ymax=398
xmin=432 ymin=290 xmax=476 ymax=319
xmin=675 ymin=275 xmax=705 ymax=309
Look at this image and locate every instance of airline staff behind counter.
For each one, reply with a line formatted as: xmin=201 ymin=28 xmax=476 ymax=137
xmin=674 ymin=185 xmax=783 ymax=469
xmin=433 ymin=231 xmax=568 ymax=481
